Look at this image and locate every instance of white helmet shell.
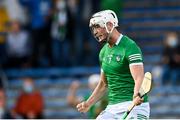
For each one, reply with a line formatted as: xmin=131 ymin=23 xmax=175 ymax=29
xmin=89 ymin=10 xmax=118 ymax=28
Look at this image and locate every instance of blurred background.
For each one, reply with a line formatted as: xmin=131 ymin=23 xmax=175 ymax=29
xmin=0 ymin=0 xmax=180 ymax=119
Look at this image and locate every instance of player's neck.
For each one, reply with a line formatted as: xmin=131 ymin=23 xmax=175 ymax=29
xmin=108 ymin=30 xmax=121 ymax=47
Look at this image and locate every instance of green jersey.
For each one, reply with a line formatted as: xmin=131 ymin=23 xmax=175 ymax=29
xmin=99 ymin=34 xmax=148 ymax=105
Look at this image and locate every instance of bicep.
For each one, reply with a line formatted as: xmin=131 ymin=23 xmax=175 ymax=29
xmin=130 ymin=64 xmax=144 ymax=81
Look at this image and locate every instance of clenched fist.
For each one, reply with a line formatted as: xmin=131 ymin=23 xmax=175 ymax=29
xmin=76 ymin=101 xmax=91 ymax=113
xmin=133 ymin=95 xmax=144 ymax=106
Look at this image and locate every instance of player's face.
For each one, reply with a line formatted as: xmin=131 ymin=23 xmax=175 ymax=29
xmin=91 ymin=24 xmax=108 ymax=42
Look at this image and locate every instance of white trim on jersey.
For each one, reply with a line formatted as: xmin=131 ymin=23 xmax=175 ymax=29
xmin=129 ymin=56 xmax=142 ymax=60
xmin=101 ymin=68 xmax=104 ymax=73
xmin=115 ymin=34 xmax=123 ymax=45
xmin=128 ymin=54 xmax=142 ymax=61
xmin=129 ymin=62 xmax=143 ymax=66
xmin=129 ymin=57 xmax=142 ymax=61
xmin=129 ymin=54 xmax=141 ymax=57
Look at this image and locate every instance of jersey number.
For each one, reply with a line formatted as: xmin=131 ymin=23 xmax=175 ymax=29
xmin=107 ymin=55 xmax=113 ymax=63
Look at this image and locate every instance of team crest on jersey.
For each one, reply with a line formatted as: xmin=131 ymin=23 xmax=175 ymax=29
xmin=116 ymin=55 xmax=121 ymax=62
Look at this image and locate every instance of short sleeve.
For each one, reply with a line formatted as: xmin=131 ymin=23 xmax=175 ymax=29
xmin=126 ymin=42 xmax=143 ymax=65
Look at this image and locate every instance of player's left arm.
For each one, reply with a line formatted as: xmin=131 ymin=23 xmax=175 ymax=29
xmin=130 ymin=64 xmax=144 ymax=98
xmin=126 ymin=41 xmax=144 ymax=105
xmin=130 ymin=64 xmax=144 ymax=106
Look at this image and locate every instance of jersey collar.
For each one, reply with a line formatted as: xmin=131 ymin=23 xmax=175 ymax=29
xmin=115 ymin=34 xmax=123 ymax=45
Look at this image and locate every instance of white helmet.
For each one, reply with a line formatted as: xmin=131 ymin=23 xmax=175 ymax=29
xmin=89 ymin=10 xmax=118 ymax=28
xmin=89 ymin=10 xmax=118 ymax=42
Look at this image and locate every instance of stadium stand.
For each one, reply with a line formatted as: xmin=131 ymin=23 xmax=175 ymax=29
xmin=4 ymin=67 xmax=180 ymax=118
xmin=5 ymin=67 xmax=99 ymax=118
xmin=121 ymin=0 xmax=180 ymax=118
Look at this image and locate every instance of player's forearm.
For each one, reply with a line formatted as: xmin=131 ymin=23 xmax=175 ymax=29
xmin=130 ymin=65 xmax=144 ymax=95
xmin=86 ymin=79 xmax=107 ymax=107
xmin=133 ymin=74 xmax=144 ymax=95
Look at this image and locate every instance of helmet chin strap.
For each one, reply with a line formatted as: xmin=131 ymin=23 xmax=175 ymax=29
xmin=105 ymin=23 xmax=115 ymax=42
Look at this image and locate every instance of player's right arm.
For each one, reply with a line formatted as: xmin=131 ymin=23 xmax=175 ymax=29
xmin=76 ymin=71 xmax=107 ymax=113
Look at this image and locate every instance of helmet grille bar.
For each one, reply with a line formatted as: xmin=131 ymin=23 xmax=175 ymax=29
xmin=110 ymin=13 xmax=115 ymax=18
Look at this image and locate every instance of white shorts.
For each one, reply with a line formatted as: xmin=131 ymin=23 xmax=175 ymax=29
xmin=96 ymin=101 xmax=150 ymax=120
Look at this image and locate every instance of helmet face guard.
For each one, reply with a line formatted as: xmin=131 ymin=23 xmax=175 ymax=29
xmin=89 ymin=10 xmax=118 ymax=43
xmin=90 ymin=24 xmax=107 ymax=42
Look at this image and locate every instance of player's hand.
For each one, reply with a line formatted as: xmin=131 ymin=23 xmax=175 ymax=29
xmin=133 ymin=93 xmax=144 ymax=106
xmin=76 ymin=101 xmax=90 ymax=113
